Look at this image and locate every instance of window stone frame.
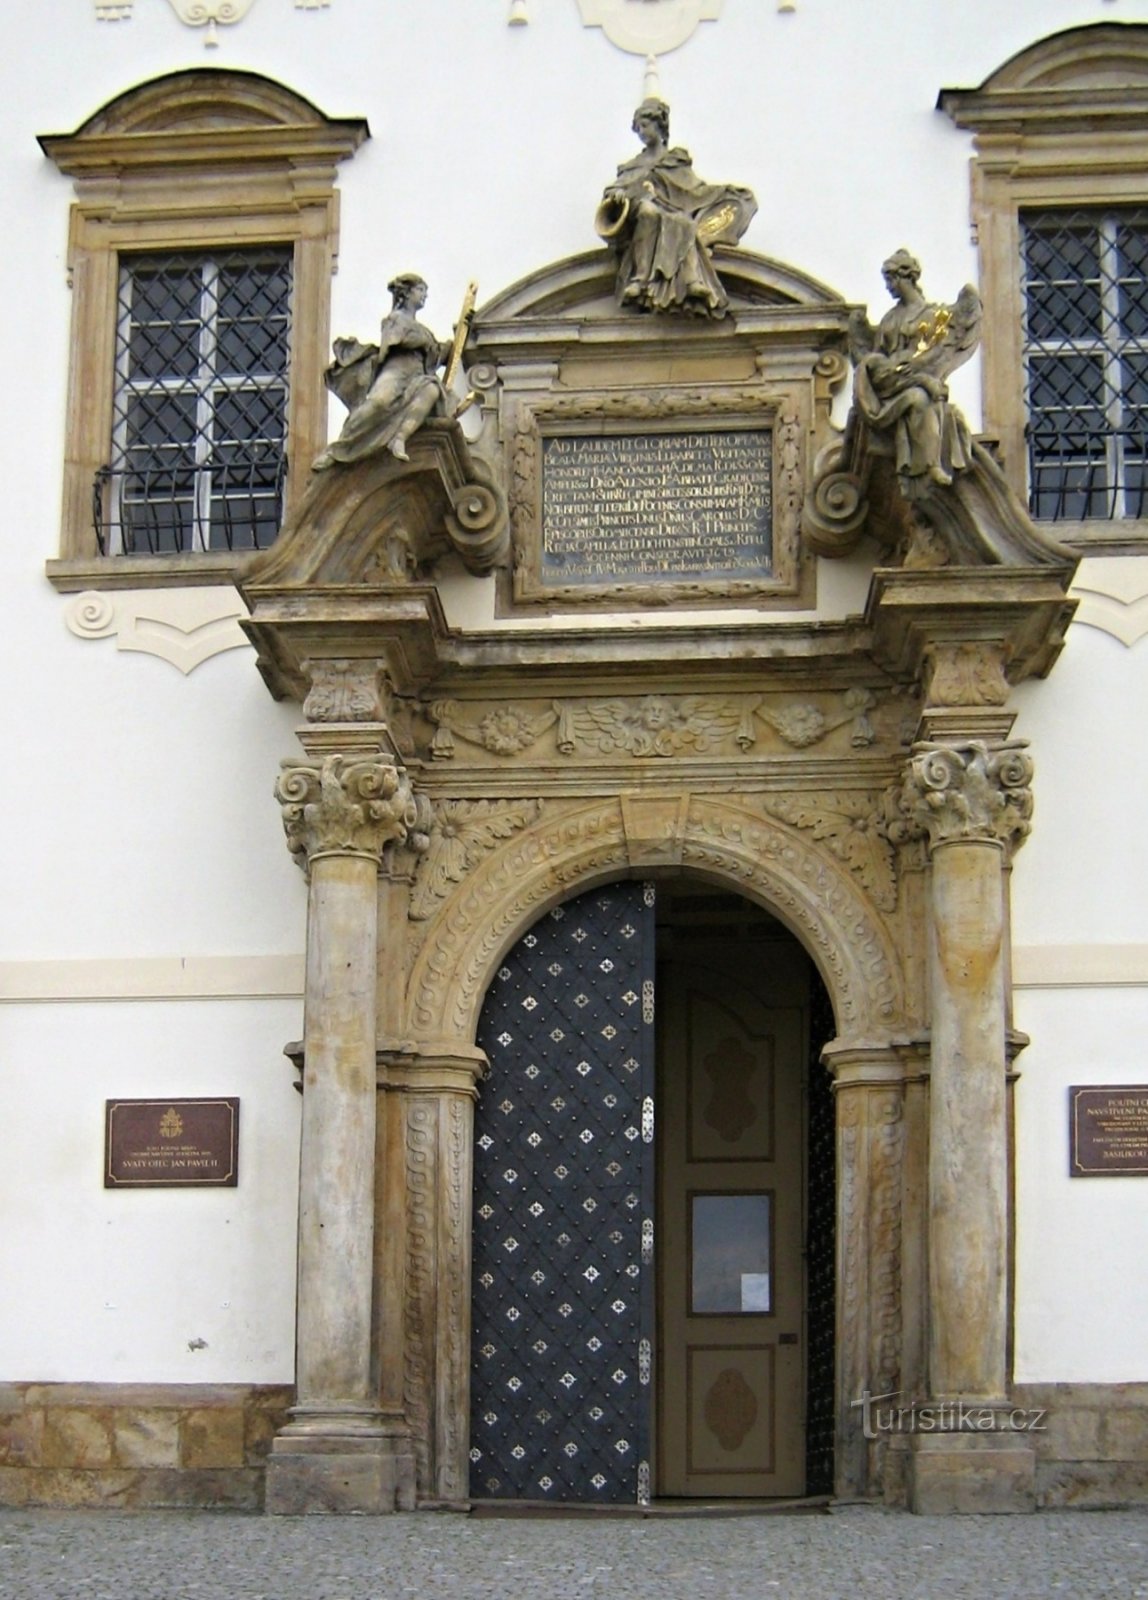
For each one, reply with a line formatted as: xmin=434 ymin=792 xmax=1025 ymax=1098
xmin=942 ymin=23 xmax=1148 ymax=555
xmin=41 ymin=70 xmax=367 ymax=590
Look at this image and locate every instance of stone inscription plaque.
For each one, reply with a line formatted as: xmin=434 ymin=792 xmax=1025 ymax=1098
xmin=1069 ymin=1085 xmax=1148 ymax=1176
xmin=105 ymin=1098 xmax=240 ymax=1188
xmin=541 ymin=430 xmax=772 ymax=585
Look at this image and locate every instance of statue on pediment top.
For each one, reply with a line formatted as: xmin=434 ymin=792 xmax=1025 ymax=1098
xmin=596 ymin=98 xmax=757 ymax=318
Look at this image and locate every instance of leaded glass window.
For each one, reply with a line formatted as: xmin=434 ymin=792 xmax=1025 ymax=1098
xmin=1022 ymin=209 xmax=1148 ymax=522
xmin=96 ymin=248 xmax=292 ymax=554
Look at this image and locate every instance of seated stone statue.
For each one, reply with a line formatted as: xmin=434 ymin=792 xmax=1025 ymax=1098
xmin=313 ymin=273 xmax=451 ymax=469
xmin=597 ymin=98 xmax=757 ymax=318
xmin=848 ymin=249 xmax=982 ymax=493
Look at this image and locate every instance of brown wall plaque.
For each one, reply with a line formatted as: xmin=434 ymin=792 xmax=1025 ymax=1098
xmin=1069 ymin=1085 xmax=1148 ymax=1176
xmin=105 ymin=1098 xmax=239 ymax=1188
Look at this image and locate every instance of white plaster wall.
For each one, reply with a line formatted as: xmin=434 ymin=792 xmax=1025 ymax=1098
xmin=1012 ymin=986 xmax=1148 ymax=1382
xmin=0 ymin=999 xmax=301 ymax=1382
xmin=3 ymin=0 xmax=1148 ymax=1384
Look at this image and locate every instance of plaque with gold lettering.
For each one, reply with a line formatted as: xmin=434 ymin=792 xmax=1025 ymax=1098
xmin=1069 ymin=1085 xmax=1148 ymax=1176
xmin=105 ymin=1098 xmax=240 ymax=1188
xmin=541 ymin=429 xmax=772 ymax=586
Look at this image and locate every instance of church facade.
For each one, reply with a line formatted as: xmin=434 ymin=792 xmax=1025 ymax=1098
xmin=2 ymin=0 xmax=1147 ymax=1517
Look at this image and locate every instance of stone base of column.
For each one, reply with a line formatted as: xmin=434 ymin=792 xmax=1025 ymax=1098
xmin=908 ymin=1428 xmax=1035 ymax=1515
xmin=265 ymin=1408 xmax=417 ymax=1514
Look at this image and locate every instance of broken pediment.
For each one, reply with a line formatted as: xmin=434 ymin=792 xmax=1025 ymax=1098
xmin=462 ymin=248 xmax=853 ymax=613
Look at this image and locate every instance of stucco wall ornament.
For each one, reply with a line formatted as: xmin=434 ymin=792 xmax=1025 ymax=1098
xmin=95 ymin=0 xmax=329 ymax=36
xmin=425 ymin=690 xmax=878 ymax=762
xmin=276 ymin=755 xmax=418 ymax=866
xmin=314 ymin=276 xmax=476 ymax=470
xmin=597 ymin=99 xmax=756 ymax=317
xmin=882 ymin=741 xmax=1034 ymax=857
xmin=576 ymin=1 xmax=722 ymax=56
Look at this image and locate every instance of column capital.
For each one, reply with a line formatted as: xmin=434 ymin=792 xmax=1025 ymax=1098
xmin=883 ymin=739 xmax=1034 ymax=856
xmin=276 ymin=753 xmax=417 ymax=868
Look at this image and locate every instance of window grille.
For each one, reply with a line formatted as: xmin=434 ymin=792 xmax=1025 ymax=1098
xmin=95 ymin=248 xmax=293 ymax=554
xmin=1022 ymin=209 xmax=1148 ymax=522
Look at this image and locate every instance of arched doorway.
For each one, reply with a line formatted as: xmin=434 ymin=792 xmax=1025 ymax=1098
xmin=468 ymin=878 xmax=835 ymax=1506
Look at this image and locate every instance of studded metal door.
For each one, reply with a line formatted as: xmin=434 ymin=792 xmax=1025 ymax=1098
xmin=470 ymin=882 xmax=655 ymax=1504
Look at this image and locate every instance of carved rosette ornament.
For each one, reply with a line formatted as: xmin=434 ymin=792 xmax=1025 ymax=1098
xmin=276 ymin=754 xmax=417 ymax=866
xmin=883 ymin=741 xmax=1034 ymax=857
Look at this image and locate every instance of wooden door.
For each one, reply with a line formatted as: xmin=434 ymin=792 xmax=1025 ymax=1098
xmin=657 ymin=939 xmax=807 ymax=1497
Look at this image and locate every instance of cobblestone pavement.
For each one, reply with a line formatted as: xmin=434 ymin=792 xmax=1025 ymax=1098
xmin=1 ymin=1506 xmax=1147 ymax=1600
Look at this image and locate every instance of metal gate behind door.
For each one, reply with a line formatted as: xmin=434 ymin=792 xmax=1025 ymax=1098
xmin=470 ymin=882 xmax=655 ymax=1503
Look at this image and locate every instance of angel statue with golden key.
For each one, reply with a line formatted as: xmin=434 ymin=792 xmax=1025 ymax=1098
xmin=847 ymin=248 xmax=982 ymax=496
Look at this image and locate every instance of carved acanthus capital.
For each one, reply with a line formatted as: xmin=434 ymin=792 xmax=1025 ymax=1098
xmin=276 ymin=754 xmax=417 ymax=867
xmin=883 ymin=740 xmax=1033 ymax=856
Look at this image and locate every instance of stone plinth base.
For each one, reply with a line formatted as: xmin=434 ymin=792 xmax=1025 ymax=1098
xmin=265 ymin=1412 xmax=416 ymax=1514
xmin=265 ymin=1448 xmax=416 ymax=1514
xmin=908 ymin=1430 xmax=1036 ymax=1515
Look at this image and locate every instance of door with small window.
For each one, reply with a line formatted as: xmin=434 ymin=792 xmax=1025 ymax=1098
xmin=656 ymin=938 xmax=806 ymax=1497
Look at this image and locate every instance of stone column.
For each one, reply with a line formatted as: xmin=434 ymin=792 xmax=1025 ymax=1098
xmin=266 ymin=750 xmax=418 ymax=1514
xmin=890 ymin=738 xmax=1036 ymax=1513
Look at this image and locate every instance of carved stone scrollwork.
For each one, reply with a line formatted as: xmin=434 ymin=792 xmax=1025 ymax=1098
xmin=409 ymin=799 xmax=544 ymax=919
xmin=760 ymin=792 xmax=897 ymax=911
xmin=276 ymin=754 xmax=417 ymax=866
xmin=883 ymin=740 xmax=1034 ymax=856
xmin=803 ymin=441 xmax=869 ymax=559
xmin=444 ymin=478 xmax=508 ymax=575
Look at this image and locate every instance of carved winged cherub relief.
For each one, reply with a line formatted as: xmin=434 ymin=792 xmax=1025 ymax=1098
xmin=847 ymin=249 xmax=982 ymax=496
xmin=314 ymin=274 xmax=475 ymax=469
xmin=596 ymin=98 xmax=757 ymax=318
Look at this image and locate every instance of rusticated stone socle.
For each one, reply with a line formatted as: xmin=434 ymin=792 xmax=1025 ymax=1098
xmin=276 ymin=754 xmax=417 ymax=866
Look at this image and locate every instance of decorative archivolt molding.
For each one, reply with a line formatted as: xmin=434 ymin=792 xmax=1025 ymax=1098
xmin=404 ymin=795 xmax=905 ymax=1047
xmin=64 ymin=589 xmax=248 ymax=674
